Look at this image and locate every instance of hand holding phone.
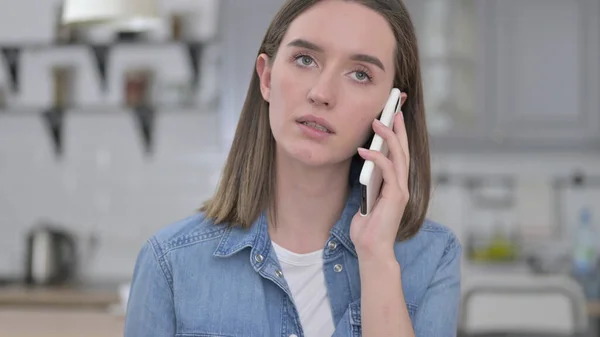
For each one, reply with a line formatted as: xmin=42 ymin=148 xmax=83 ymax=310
xmin=359 ymin=88 xmax=403 ymax=216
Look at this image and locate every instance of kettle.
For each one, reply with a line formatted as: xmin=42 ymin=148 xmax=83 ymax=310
xmin=24 ymin=225 xmax=78 ymax=286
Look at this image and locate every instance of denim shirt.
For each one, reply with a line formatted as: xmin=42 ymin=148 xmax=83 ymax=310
xmin=124 ymin=185 xmax=462 ymax=337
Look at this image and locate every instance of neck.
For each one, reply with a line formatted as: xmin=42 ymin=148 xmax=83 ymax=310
xmin=269 ymin=150 xmax=351 ymax=254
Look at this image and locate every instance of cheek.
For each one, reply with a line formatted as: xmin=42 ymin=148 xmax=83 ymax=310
xmin=269 ymin=62 xmax=305 ymax=110
xmin=357 ymin=119 xmax=374 ymax=146
xmin=267 ymin=72 xmax=290 ymax=128
xmin=267 ymin=64 xmax=309 ymax=141
xmin=349 ymin=103 xmax=380 ymax=141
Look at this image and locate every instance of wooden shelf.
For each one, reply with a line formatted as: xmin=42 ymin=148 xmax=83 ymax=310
xmin=0 ymin=39 xmax=211 ymax=94
xmin=0 ymin=39 xmax=211 ymax=50
xmin=0 ymin=39 xmax=217 ymax=157
xmin=0 ymin=104 xmax=212 ymax=115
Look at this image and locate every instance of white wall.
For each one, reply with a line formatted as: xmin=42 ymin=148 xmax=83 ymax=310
xmin=0 ymin=0 xmax=225 ymax=282
xmin=216 ymin=0 xmax=287 ymax=149
xmin=0 ymin=0 xmax=292 ymax=283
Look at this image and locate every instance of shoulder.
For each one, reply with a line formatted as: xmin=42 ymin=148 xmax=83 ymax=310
xmin=396 ymin=221 xmax=463 ymax=334
xmin=396 ymin=218 xmax=461 ymax=259
xmin=394 ymin=219 xmax=462 ymax=282
xmin=393 ymin=219 xmax=462 ymax=305
xmin=145 ymin=212 xmax=228 ymax=258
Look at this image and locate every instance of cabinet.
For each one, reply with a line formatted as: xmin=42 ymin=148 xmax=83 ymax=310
xmin=409 ymin=0 xmax=600 ymax=152
xmin=489 ymin=0 xmax=600 ymax=150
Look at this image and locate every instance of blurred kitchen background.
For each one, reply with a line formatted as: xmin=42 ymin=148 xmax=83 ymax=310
xmin=0 ymin=0 xmax=598 ymax=336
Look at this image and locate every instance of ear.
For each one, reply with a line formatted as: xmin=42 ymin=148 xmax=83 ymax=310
xmin=400 ymin=92 xmax=408 ymax=106
xmin=256 ymin=54 xmax=272 ymax=102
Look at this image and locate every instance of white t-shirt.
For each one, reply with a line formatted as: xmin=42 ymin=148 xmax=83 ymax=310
xmin=271 ymin=241 xmax=335 ymax=337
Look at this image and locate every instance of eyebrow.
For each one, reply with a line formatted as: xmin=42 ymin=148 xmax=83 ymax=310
xmin=286 ymin=38 xmax=386 ymax=71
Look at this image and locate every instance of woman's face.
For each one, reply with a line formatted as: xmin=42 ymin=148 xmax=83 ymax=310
xmin=257 ymin=0 xmax=397 ymax=167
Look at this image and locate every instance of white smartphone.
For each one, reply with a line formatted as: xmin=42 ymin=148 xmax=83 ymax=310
xmin=359 ymin=88 xmax=403 ymax=216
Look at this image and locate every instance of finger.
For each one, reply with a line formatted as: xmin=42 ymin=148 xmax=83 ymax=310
xmin=357 ymin=147 xmax=399 ymax=198
xmin=393 ymin=111 xmax=410 ymax=172
xmin=372 ymin=119 xmax=408 ymax=185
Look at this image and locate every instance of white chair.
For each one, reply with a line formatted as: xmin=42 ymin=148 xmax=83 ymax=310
xmin=459 ymin=274 xmax=589 ymax=336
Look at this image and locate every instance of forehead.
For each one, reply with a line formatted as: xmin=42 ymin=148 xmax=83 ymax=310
xmin=283 ymin=0 xmax=396 ymax=62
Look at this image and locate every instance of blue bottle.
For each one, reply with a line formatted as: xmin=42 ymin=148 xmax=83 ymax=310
xmin=572 ymin=207 xmax=598 ymax=299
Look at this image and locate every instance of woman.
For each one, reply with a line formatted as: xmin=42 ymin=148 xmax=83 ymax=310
xmin=124 ymin=0 xmax=461 ymax=336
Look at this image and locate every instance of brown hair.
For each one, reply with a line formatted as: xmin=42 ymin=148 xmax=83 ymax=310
xmin=201 ymin=0 xmax=430 ymax=242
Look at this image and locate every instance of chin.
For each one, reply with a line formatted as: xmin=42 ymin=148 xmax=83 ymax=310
xmin=284 ymin=140 xmax=353 ymax=168
xmin=293 ymin=146 xmax=332 ymax=167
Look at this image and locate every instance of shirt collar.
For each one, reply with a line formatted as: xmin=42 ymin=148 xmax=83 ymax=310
xmin=213 ymin=184 xmax=362 ymax=259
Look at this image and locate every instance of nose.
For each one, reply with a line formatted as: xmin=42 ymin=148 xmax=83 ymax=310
xmin=307 ymin=72 xmax=337 ymax=108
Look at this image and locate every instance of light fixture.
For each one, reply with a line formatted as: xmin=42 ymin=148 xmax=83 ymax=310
xmin=61 ymin=0 xmax=161 ymax=31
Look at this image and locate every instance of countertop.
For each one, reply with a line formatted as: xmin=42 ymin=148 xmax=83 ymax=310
xmin=0 ymin=282 xmax=121 ymax=308
xmin=0 ymin=309 xmax=125 ymax=337
xmin=0 ymin=283 xmax=125 ymax=337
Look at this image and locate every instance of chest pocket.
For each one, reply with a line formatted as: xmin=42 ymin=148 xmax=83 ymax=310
xmin=348 ymin=300 xmax=419 ymax=336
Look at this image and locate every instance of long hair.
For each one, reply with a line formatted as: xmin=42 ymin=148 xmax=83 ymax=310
xmin=201 ymin=0 xmax=431 ymax=242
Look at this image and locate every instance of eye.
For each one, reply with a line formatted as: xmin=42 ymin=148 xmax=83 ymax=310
xmin=295 ymin=54 xmax=316 ymax=67
xmin=350 ymin=70 xmax=373 ymax=83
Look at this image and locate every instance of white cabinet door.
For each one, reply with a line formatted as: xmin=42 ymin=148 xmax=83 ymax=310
xmin=407 ymin=0 xmax=485 ymax=143
xmin=487 ymin=0 xmax=600 ymax=149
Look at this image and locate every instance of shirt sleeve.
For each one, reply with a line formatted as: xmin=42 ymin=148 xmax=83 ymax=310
xmin=124 ymin=238 xmax=176 ymax=337
xmin=413 ymin=232 xmax=462 ymax=337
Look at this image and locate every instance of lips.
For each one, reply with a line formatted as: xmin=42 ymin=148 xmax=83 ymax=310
xmin=296 ymin=115 xmax=336 ymax=134
xmin=300 ymin=120 xmax=331 ymax=133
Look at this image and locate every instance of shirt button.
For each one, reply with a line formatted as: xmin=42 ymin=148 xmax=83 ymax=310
xmin=334 ymin=264 xmax=343 ymax=272
xmin=275 ymin=269 xmax=283 ymax=278
xmin=254 ymin=253 xmax=264 ymax=263
xmin=328 ymin=241 xmax=337 ymax=250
